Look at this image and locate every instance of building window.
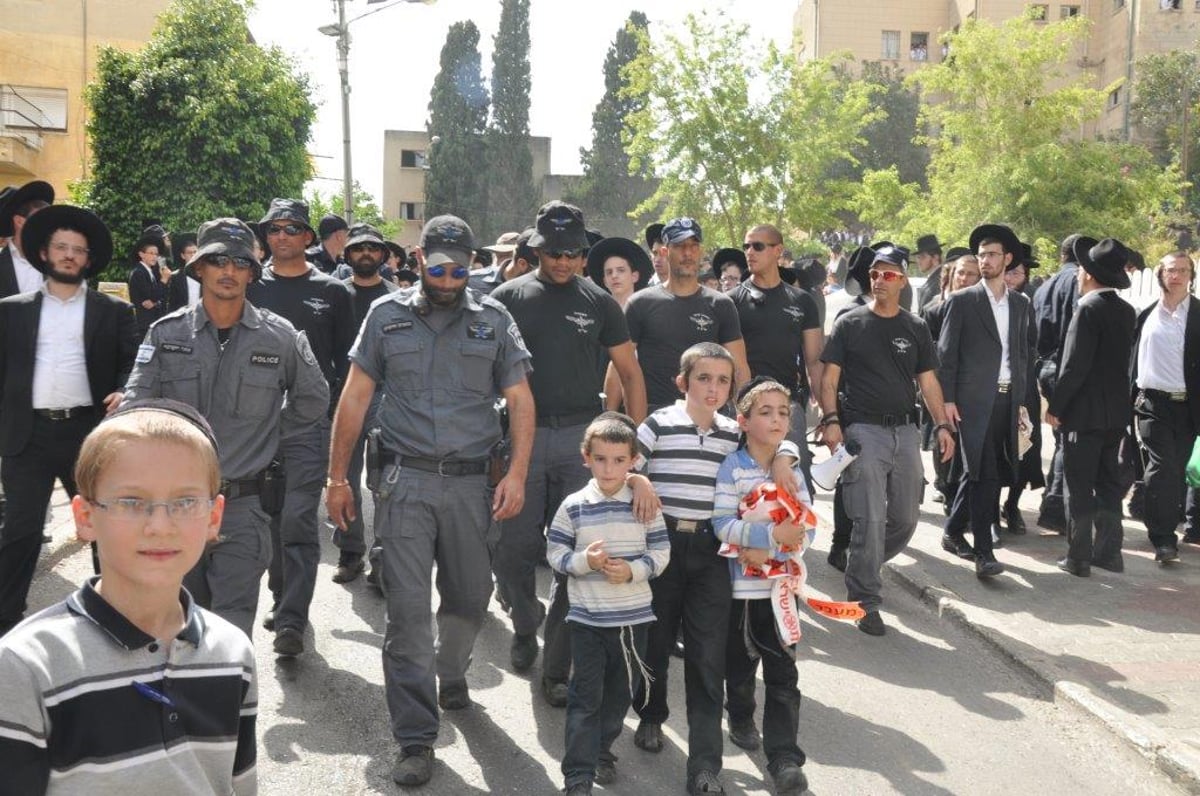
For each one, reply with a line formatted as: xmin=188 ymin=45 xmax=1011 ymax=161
xmin=0 ymin=85 xmax=67 ymax=131
xmin=1113 ymin=0 xmax=1125 ymax=8
xmin=1108 ymin=87 xmax=1121 ymax=109
xmin=399 ymin=149 xmax=427 ymax=168
xmin=399 ymin=202 xmax=422 ymax=220
xmin=1029 ymin=4 xmax=1049 ymax=20
xmin=1160 ymin=0 xmax=1181 ymax=8
xmin=910 ymin=32 xmax=929 ymax=61
xmin=882 ymin=30 xmax=900 ymax=60
xmin=1061 ymin=4 xmax=1081 ymax=17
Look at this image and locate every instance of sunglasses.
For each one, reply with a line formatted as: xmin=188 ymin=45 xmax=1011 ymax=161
xmin=265 ymin=223 xmax=306 ymax=236
xmin=869 ymin=269 xmax=904 ymax=283
xmin=201 ymin=254 xmax=255 ymax=270
xmin=348 ymin=242 xmax=386 ymax=254
xmin=426 ymin=263 xmax=469 ymax=279
xmin=741 ymin=241 xmax=777 ymax=252
xmin=542 ymin=248 xmax=585 ymax=260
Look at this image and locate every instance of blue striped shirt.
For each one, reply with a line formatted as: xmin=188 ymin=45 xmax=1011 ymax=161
xmin=547 ymin=481 xmax=671 ymax=628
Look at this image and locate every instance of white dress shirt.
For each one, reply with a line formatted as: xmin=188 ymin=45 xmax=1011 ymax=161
xmin=987 ymin=286 xmax=1011 ymax=383
xmin=1137 ymin=297 xmax=1189 ymax=392
xmin=186 ymin=275 xmax=201 ymax=307
xmin=9 ymin=244 xmax=43 ymax=294
xmin=31 ymin=282 xmax=92 ymax=409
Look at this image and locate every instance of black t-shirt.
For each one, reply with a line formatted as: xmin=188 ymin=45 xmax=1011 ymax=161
xmin=248 ymin=265 xmax=356 ymax=390
xmin=491 ymin=272 xmax=629 ymax=416
xmin=625 ymin=285 xmax=743 ymax=410
xmin=821 ymin=304 xmax=937 ymax=416
xmin=342 ymin=276 xmax=399 ymax=328
xmin=729 ymin=280 xmax=821 ymax=398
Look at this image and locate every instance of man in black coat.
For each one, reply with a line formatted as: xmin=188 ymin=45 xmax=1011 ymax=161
xmin=0 ymin=180 xmax=54 ymax=299
xmin=1130 ymin=252 xmax=1200 ymax=564
xmin=1047 ymin=239 xmax=1136 ymax=576
xmin=0 ymin=206 xmax=139 ymax=635
xmin=938 ymin=224 xmax=1034 ymax=578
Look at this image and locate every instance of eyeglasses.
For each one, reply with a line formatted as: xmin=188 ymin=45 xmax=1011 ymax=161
xmin=200 ymin=254 xmax=254 ymax=270
xmin=542 ymin=249 xmax=585 ymax=260
xmin=265 ymin=223 xmax=306 ymax=237
xmin=869 ymin=269 xmax=905 ymax=283
xmin=426 ymin=263 xmax=469 ymax=279
xmin=88 ymin=496 xmax=214 ymax=523
xmin=49 ymin=242 xmax=90 ymax=257
xmin=741 ymin=241 xmax=777 ymax=252
xmin=977 ymin=250 xmax=1006 ymax=261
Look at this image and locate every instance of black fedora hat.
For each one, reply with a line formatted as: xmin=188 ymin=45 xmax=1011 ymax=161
xmin=844 ymin=244 xmax=878 ymax=297
xmin=944 ymin=245 xmax=972 ymax=262
xmin=1077 ymin=238 xmax=1131 ymax=289
xmin=0 ymin=179 xmax=54 ymax=237
xmin=20 ymin=204 xmax=112 ymax=277
xmin=915 ymin=234 xmax=942 ymax=254
xmin=712 ymin=247 xmax=748 ymax=280
xmin=585 ymin=236 xmax=653 ymax=292
xmin=968 ymin=223 xmax=1021 ymax=262
xmin=1070 ymin=235 xmax=1100 ymax=275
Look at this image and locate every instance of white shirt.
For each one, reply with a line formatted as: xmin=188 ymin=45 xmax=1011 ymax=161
xmin=987 ymin=286 xmax=1011 ymax=383
xmin=9 ymin=244 xmax=43 ymax=294
xmin=31 ymin=282 xmax=92 ymax=409
xmin=186 ymin=275 xmax=201 ymax=307
xmin=1137 ymin=296 xmax=1189 ymax=392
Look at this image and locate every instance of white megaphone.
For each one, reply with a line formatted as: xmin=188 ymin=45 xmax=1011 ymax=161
xmin=811 ymin=440 xmax=861 ymax=491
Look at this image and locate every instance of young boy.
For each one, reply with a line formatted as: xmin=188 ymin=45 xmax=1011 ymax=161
xmin=631 ymin=343 xmax=801 ymax=795
xmin=713 ymin=378 xmax=812 ymax=796
xmin=0 ymin=399 xmax=257 ymax=795
xmin=548 ymin=412 xmax=670 ymax=796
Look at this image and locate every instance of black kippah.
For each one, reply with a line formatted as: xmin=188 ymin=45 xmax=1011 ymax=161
xmin=736 ymin=375 xmax=781 ymax=405
xmin=105 ymin=398 xmax=218 ymax=453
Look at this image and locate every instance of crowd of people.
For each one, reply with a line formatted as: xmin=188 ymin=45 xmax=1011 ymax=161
xmin=0 ymin=174 xmax=1196 ymax=796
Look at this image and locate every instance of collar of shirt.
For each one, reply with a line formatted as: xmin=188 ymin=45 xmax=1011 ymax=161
xmin=581 ymin=479 xmax=633 ymax=504
xmin=1159 ymin=295 xmax=1191 ymax=322
xmin=67 ymin=575 xmax=205 ymax=650
xmin=667 ymin=399 xmax=739 ymax=435
xmin=409 ymin=287 xmax=486 ymax=313
xmin=190 ymin=299 xmax=264 ymax=333
xmin=985 ymin=286 xmax=1009 ymax=307
xmin=39 ymin=281 xmax=88 ymax=304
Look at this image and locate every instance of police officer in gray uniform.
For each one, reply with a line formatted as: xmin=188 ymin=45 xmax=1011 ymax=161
xmin=327 ymin=214 xmax=535 ymax=789
xmin=124 ymin=219 xmax=329 ymax=639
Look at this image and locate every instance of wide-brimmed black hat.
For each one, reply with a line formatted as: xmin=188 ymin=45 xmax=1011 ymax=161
xmin=712 ymin=248 xmax=748 ymax=280
xmin=968 ymin=223 xmax=1021 ymax=262
xmin=1077 ymin=238 xmax=1131 ymax=289
xmin=1069 ymin=235 xmax=1100 ymax=275
xmin=586 ymin=236 xmax=653 ymax=292
xmin=0 ymin=179 xmax=54 ymax=237
xmin=915 ymin=234 xmax=942 ymax=255
xmin=20 ymin=204 xmax=112 ymax=277
xmin=944 ymin=246 xmax=972 ymax=262
xmin=1017 ymin=242 xmax=1039 ymax=270
xmin=844 ymin=245 xmax=878 ymax=297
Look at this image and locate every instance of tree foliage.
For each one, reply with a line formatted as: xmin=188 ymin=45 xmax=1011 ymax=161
xmin=484 ymin=0 xmax=537 ymax=239
xmin=77 ymin=0 xmax=315 ymax=280
xmin=1131 ymin=48 xmax=1200 ymax=212
xmin=567 ymin=11 xmax=656 ymax=238
xmin=834 ymin=61 xmax=928 ymax=189
xmin=622 ymin=12 xmax=876 ymax=247
xmin=855 ymin=11 xmax=1183 ymax=264
xmin=425 ymin=21 xmax=490 ymax=230
xmin=306 ymin=182 xmax=400 ymax=240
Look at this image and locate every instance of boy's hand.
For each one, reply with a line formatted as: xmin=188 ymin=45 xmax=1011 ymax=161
xmin=772 ymin=519 xmax=805 ymax=548
xmin=585 ymin=539 xmax=608 ymax=571
xmin=770 ymin=456 xmax=800 ymax=499
xmin=738 ymin=548 xmax=770 ymax=568
xmin=626 ymin=474 xmax=661 ymax=523
xmin=602 ymin=558 xmax=633 ymax=584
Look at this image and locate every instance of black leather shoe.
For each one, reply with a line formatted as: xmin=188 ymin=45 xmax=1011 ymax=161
xmin=827 ymin=545 xmax=847 ymax=572
xmin=438 ymin=680 xmax=471 ymax=710
xmin=392 ymin=745 xmax=434 ymax=787
xmin=1037 ymin=513 xmax=1067 ymax=534
xmin=331 ymin=555 xmax=365 ymax=584
xmin=857 ymin=610 xmax=886 ymax=636
xmin=941 ymin=534 xmax=975 ymax=560
xmin=510 ymin=633 xmax=538 ymax=672
xmin=728 ymin=720 xmax=761 ymax=750
xmin=541 ymin=676 xmax=568 ymax=708
xmin=1182 ymin=530 xmax=1200 ymax=545
xmin=1002 ymin=505 xmax=1027 ymax=535
xmin=1155 ymin=544 xmax=1180 ymax=563
xmin=975 ymin=555 xmax=1004 ymax=578
xmin=1056 ymin=557 xmax=1090 ymax=577
xmin=771 ymin=762 xmax=809 ymax=796
xmin=634 ymin=720 xmax=663 ymax=752
xmin=1091 ymin=554 xmax=1124 ymax=573
xmin=594 ymin=757 xmax=616 ymax=785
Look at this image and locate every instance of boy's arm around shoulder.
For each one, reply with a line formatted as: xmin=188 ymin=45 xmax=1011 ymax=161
xmin=629 ymin=508 xmax=670 ymax=583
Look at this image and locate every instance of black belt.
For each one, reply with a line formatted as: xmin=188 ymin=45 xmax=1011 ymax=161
xmin=1142 ymin=388 xmax=1188 ymax=403
xmin=382 ymin=453 xmax=488 ymax=476
xmin=33 ymin=406 xmax=93 ymax=421
xmin=536 ymin=410 xmax=596 ymax=429
xmin=220 ymin=477 xmax=261 ymax=499
xmin=844 ymin=410 xmax=918 ymax=428
xmin=663 ymin=515 xmax=712 ymax=534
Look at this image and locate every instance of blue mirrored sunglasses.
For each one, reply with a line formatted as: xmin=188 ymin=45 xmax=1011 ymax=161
xmin=426 ymin=263 xmax=469 ymax=279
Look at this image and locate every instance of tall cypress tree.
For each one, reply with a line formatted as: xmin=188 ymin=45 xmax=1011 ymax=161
xmin=425 ymin=21 xmax=490 ymax=228
xmin=569 ymin=11 xmax=655 ymax=237
xmin=485 ymin=0 xmax=537 ymax=238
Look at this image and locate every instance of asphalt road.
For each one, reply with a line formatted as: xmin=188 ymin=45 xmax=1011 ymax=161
xmin=29 ymin=488 xmax=1184 ymax=796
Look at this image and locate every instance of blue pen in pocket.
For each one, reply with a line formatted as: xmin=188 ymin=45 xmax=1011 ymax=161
xmin=132 ymin=680 xmax=176 ymax=709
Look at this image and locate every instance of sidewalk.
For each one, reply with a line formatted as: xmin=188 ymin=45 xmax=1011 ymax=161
xmin=808 ymin=444 xmax=1200 ymax=794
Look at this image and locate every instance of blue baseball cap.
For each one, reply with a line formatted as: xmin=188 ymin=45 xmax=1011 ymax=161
xmin=661 ymin=217 xmax=702 ymax=245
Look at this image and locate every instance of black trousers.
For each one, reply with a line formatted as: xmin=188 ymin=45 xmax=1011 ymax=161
xmin=945 ymin=392 xmax=1011 ymax=557
xmin=0 ymin=413 xmax=95 ymax=631
xmin=1038 ymin=362 xmax=1067 ymax=522
xmin=1135 ymin=392 xmax=1197 ymax=548
xmin=1063 ymin=428 xmax=1125 ymax=563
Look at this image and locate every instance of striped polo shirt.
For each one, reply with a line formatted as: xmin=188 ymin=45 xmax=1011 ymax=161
xmin=0 ymin=577 xmax=257 ymax=795
xmin=637 ymin=401 xmax=742 ymax=520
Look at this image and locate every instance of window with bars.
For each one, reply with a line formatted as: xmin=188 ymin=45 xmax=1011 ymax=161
xmin=0 ymin=85 xmax=66 ymax=131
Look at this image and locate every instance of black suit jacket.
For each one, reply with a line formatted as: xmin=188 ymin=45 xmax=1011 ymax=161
xmin=128 ymin=263 xmax=168 ymax=334
xmin=0 ymin=246 xmax=22 ymax=299
xmin=0 ymin=289 xmax=140 ymax=456
xmin=937 ymin=281 xmax=1034 ymax=478
xmin=1131 ymin=294 xmax=1200 ymax=430
xmin=1049 ymin=290 xmax=1135 ymax=433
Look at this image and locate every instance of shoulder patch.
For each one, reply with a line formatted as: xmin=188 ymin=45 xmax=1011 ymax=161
xmin=295 ymin=333 xmax=318 ymax=367
xmin=508 ymin=322 xmax=528 ymax=352
xmin=160 ymin=342 xmax=193 ymax=355
xmin=382 ymin=320 xmax=414 ymax=333
xmin=135 ymin=343 xmax=155 ymax=364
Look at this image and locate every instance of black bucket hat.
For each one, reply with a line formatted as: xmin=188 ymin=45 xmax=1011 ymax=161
xmin=20 ymin=204 xmax=112 ymax=277
xmin=259 ymin=198 xmax=315 ymax=238
xmin=185 ymin=218 xmax=262 ymax=280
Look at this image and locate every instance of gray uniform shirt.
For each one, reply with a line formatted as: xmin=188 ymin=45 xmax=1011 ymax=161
xmin=124 ymin=301 xmax=330 ymax=480
xmin=351 ymin=287 xmax=531 ymax=461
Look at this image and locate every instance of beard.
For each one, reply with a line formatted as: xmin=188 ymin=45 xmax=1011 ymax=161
xmin=422 ymin=278 xmax=466 ymax=308
xmin=350 ymin=257 xmax=383 ymax=278
xmin=47 ymin=264 xmax=85 ymax=285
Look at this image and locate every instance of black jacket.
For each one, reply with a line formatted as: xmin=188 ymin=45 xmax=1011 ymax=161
xmin=1049 ymin=290 xmax=1135 ymax=432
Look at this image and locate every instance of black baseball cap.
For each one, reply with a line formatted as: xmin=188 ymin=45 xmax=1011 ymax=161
xmin=661 ymin=217 xmax=702 ymax=245
xmin=528 ymin=201 xmax=589 ymax=251
xmin=318 ymin=213 xmax=349 ymax=239
xmin=420 ymin=214 xmax=475 ymax=269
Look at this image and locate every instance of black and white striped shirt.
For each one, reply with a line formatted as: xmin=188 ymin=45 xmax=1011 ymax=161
xmin=638 ymin=401 xmax=742 ymax=520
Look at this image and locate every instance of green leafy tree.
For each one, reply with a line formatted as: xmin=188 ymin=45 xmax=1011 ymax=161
xmin=623 ymin=12 xmax=876 ymax=247
xmin=833 ymin=61 xmax=928 ymax=188
xmin=425 ymin=21 xmax=490 ymax=229
xmin=1131 ymin=48 xmax=1200 ymax=212
xmin=855 ymin=11 xmax=1183 ymax=263
xmin=306 ymin=182 xmax=401 ymax=240
xmin=78 ymin=0 xmax=315 ymax=280
xmin=568 ymin=11 xmax=656 ymax=238
xmin=484 ymin=0 xmax=537 ymax=239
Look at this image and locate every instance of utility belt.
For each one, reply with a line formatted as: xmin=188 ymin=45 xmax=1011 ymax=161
xmin=663 ymin=515 xmax=713 ymax=534
xmin=1141 ymin=388 xmax=1189 ymax=403
xmin=536 ymin=410 xmax=597 ymax=429
xmin=220 ymin=458 xmax=285 ymax=513
xmin=380 ymin=453 xmax=489 ymax=476
xmin=843 ymin=409 xmax=919 ymax=428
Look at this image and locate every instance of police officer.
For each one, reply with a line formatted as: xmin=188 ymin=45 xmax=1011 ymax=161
xmin=249 ymin=198 xmax=356 ymax=658
xmin=326 ymin=214 xmax=534 ymax=789
xmin=124 ymin=218 xmax=329 ymax=639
